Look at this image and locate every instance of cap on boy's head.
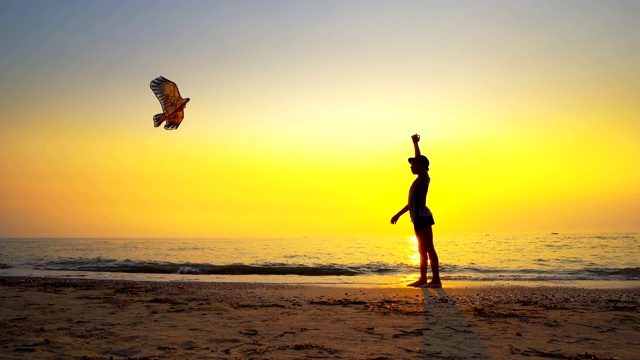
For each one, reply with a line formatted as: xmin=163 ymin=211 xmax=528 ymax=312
xmin=408 ymin=155 xmax=430 ymax=170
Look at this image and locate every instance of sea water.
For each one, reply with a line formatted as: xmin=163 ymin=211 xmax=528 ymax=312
xmin=0 ymin=233 xmax=638 ymax=288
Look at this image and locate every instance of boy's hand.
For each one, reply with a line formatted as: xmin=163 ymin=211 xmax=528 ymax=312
xmin=411 ymin=134 xmax=420 ymax=143
xmin=391 ymin=213 xmax=401 ymax=224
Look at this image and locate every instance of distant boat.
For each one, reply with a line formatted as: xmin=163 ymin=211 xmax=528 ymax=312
xmin=551 ymin=232 xmax=559 ymax=235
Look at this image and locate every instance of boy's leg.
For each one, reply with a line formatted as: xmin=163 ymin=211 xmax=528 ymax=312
xmin=419 ymin=226 xmax=441 ymax=287
xmin=407 ymin=230 xmax=428 ymax=287
xmin=419 ymin=236 xmax=429 ymax=280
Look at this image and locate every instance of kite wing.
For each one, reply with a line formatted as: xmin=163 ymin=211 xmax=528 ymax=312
xmin=150 ymin=76 xmax=186 ymax=116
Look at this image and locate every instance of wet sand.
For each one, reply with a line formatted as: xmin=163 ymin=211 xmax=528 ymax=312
xmin=0 ymin=276 xmax=638 ymax=359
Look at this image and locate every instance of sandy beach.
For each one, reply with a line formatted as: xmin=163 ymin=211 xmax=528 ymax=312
xmin=0 ymin=277 xmax=638 ymax=360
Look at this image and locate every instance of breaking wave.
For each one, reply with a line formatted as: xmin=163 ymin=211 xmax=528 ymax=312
xmin=33 ymin=258 xmax=640 ymax=281
xmin=36 ymin=258 xmax=402 ymax=277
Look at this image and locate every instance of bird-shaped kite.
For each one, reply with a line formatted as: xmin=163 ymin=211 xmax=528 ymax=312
xmin=150 ymin=76 xmax=190 ymax=130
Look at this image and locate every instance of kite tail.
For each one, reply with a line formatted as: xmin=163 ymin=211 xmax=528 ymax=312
xmin=153 ymin=113 xmax=166 ymax=128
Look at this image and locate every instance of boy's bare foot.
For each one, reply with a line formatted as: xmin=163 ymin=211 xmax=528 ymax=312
xmin=420 ymin=281 xmax=442 ymax=288
xmin=407 ymin=279 xmax=427 ymax=287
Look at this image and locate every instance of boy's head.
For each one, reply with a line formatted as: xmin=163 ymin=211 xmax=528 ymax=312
xmin=408 ymin=155 xmax=429 ymax=172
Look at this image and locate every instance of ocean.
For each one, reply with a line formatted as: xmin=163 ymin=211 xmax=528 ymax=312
xmin=1 ymin=233 xmax=638 ymax=288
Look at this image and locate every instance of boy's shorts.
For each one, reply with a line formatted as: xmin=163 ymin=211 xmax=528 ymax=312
xmin=413 ymin=215 xmax=435 ymax=231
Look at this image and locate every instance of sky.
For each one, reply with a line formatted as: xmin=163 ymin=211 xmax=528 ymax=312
xmin=1 ymin=0 xmax=639 ymax=238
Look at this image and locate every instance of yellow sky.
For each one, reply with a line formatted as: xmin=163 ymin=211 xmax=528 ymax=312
xmin=1 ymin=1 xmax=639 ymax=238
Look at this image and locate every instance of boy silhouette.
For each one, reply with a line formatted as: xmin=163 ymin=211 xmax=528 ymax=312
xmin=391 ymin=134 xmax=441 ymax=288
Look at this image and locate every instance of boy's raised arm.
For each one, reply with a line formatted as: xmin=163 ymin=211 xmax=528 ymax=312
xmin=411 ymin=134 xmax=427 ymax=176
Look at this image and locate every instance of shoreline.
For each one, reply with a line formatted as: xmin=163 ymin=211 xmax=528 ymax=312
xmin=1 ymin=276 xmax=639 ymax=359
xmin=2 ymin=269 xmax=640 ymax=290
